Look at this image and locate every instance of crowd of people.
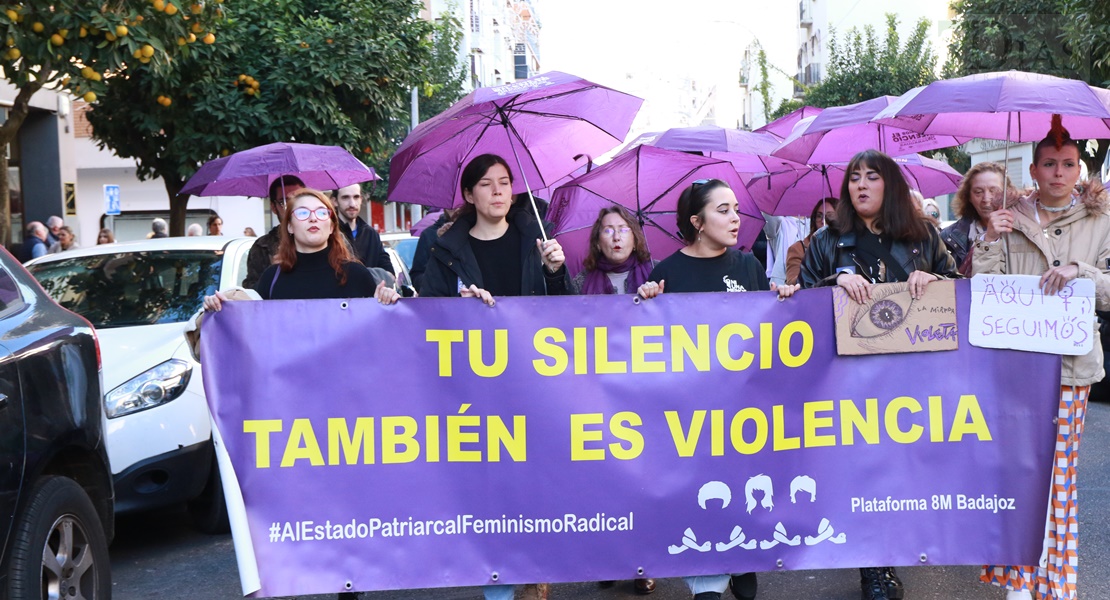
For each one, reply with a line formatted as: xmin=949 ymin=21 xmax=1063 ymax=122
xmin=195 ymin=116 xmax=1102 ymax=600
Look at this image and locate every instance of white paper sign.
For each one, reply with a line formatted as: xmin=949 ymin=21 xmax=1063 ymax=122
xmin=969 ymin=274 xmax=1096 ymax=355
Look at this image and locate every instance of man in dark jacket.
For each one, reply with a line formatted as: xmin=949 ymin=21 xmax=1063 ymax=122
xmin=334 ymin=184 xmax=392 ymax=274
xmin=20 ymin=222 xmax=49 ymax=262
xmin=243 ymin=175 xmax=304 ymax=288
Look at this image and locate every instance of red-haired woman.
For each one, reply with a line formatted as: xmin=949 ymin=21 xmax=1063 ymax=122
xmin=203 ymin=188 xmax=398 ymax=308
xmin=974 ymin=117 xmax=1110 ymax=600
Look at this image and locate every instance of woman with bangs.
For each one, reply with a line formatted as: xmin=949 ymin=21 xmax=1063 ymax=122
xmin=203 ymin=188 xmax=399 ymax=309
xmin=800 ymin=149 xmax=957 ymax=600
xmin=801 ymin=149 xmax=958 ymax=303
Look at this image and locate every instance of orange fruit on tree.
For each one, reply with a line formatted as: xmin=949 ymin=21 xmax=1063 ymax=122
xmin=58 ymin=28 xmax=68 ymax=38
xmin=83 ymin=91 xmax=96 ymax=103
xmin=140 ymin=44 xmax=154 ymax=58
xmin=115 ymin=25 xmax=128 ymax=37
xmin=31 ymin=21 xmax=43 ymax=33
xmin=4 ymin=9 xmax=17 ymax=22
xmin=186 ymin=32 xmax=196 ymax=43
xmin=190 ymin=22 xmax=202 ymax=33
xmin=164 ymin=2 xmax=179 ymax=15
xmin=202 ymin=32 xmax=214 ymax=44
xmin=238 ymin=73 xmax=247 ymax=81
xmin=138 ymin=56 xmax=150 ymax=64
xmin=176 ymin=36 xmax=186 ymax=46
xmin=50 ymin=33 xmax=63 ymax=46
xmin=132 ymin=48 xmax=143 ymax=58
xmin=190 ymin=3 xmax=202 ymax=14
xmin=78 ymin=26 xmax=87 ymax=37
xmin=153 ymin=0 xmax=165 ymax=10
xmin=105 ymin=32 xmax=116 ymax=41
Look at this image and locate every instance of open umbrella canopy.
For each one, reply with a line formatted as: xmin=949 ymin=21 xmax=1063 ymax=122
xmin=547 ymin=146 xmax=764 ymax=276
xmin=755 ymin=105 xmax=824 ymax=140
xmin=180 ymin=142 xmax=380 ymax=198
xmin=387 ymin=71 xmax=643 ymax=209
xmin=773 ymin=96 xmax=969 ymax=164
xmin=644 ymin=125 xmax=780 ymax=155
xmin=748 ymin=154 xmax=963 ymax=216
xmin=873 ymin=70 xmax=1110 ymax=141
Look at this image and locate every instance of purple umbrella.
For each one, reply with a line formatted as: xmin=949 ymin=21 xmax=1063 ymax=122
xmin=626 ymin=124 xmax=800 ymax=184
xmin=387 ymin=71 xmax=643 ymax=212
xmin=706 ymin=151 xmax=807 ymax=185
xmin=180 ymin=142 xmax=380 ymax=197
xmin=410 ymin=210 xmax=444 ymax=237
xmin=755 ymin=105 xmax=824 ymax=140
xmin=773 ymin=96 xmax=970 ymax=164
xmin=547 ymin=146 xmax=765 ymax=276
xmin=873 ymin=70 xmax=1110 ymax=141
xmin=748 ymin=154 xmax=963 ymax=217
xmin=646 ymin=125 xmax=780 ymax=154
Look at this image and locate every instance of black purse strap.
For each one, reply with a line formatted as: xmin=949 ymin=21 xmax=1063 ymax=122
xmin=854 ymin=233 xmax=910 ymax=282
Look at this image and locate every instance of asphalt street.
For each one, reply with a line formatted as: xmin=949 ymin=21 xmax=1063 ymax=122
xmin=109 ymin=401 xmax=1110 ymax=599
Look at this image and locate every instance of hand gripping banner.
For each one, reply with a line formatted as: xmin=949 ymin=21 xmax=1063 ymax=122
xmin=199 ymin=280 xmax=1061 ymax=597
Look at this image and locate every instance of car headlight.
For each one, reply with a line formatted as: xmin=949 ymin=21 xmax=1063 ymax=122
xmin=105 ymin=359 xmax=193 ymax=418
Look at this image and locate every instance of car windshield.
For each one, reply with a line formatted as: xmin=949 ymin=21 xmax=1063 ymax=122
xmin=28 ymin=250 xmax=224 ymax=328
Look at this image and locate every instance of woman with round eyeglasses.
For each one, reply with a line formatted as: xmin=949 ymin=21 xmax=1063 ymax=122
xmin=203 ymin=188 xmax=398 ymax=309
xmin=570 ymin=206 xmax=656 ymax=300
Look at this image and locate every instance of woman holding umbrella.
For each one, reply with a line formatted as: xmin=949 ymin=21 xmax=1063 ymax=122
xmin=419 ymin=154 xmax=569 ymax=303
xmin=639 ymin=178 xmax=797 ymax=600
xmin=800 ymin=149 xmax=957 ymax=600
xmin=974 ymin=118 xmax=1110 ymax=600
xmin=940 ymin=161 xmax=1016 ymax=276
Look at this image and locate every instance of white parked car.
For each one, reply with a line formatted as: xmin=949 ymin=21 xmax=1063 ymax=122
xmin=25 ymin=236 xmax=256 ymax=533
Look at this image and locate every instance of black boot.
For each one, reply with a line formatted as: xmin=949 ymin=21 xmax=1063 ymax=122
xmin=880 ymin=567 xmax=904 ymax=600
xmin=728 ymin=572 xmax=757 ymax=600
xmin=859 ymin=568 xmax=888 ymax=600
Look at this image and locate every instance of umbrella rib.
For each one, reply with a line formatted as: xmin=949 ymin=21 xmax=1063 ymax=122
xmin=641 ymin=165 xmax=705 ymax=213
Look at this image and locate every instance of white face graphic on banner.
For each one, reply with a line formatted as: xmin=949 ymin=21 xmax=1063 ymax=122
xmin=667 ymin=474 xmax=846 ymax=555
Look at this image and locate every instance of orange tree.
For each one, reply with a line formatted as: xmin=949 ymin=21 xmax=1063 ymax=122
xmin=0 ymin=0 xmax=222 ymax=245
xmin=87 ymin=0 xmax=455 ymax=234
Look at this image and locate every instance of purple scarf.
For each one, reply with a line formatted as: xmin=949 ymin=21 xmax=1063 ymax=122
xmin=582 ymin=255 xmax=652 ymax=295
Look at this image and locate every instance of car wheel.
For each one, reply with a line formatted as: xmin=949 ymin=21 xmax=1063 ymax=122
xmin=187 ymin=456 xmax=230 ymax=534
xmin=6 ymin=476 xmax=111 ymax=599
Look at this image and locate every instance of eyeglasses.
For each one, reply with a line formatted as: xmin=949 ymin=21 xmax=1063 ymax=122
xmin=291 ymin=207 xmax=332 ymax=221
xmin=601 ymin=226 xmax=632 ymax=237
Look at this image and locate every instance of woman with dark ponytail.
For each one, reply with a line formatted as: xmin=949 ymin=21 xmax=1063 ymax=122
xmin=974 ymin=115 xmax=1110 ymax=600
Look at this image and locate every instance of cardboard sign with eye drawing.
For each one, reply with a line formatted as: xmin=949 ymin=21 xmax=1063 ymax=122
xmin=834 ymin=280 xmax=959 ymax=355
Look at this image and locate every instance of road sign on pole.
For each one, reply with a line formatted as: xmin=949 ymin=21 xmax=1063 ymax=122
xmin=104 ymin=185 xmax=121 ymax=216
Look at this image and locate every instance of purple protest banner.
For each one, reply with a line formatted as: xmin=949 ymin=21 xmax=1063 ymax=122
xmin=199 ymin=280 xmax=1061 ymax=597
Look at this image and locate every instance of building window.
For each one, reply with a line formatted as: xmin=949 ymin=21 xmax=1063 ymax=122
xmin=470 ymin=0 xmax=480 ymax=33
xmin=514 ymin=54 xmax=528 ymax=80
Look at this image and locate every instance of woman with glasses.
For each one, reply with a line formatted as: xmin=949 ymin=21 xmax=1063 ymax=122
xmin=203 ymin=188 xmax=398 ymax=308
xmin=639 ymin=178 xmax=797 ymax=600
xmin=419 ymin=153 xmax=568 ymax=303
xmin=570 ymin=206 xmax=655 ymax=299
xmin=568 ymin=205 xmax=656 ymax=596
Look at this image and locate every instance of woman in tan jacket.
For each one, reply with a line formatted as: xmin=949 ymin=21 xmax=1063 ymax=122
xmin=972 ymin=116 xmax=1110 ymax=600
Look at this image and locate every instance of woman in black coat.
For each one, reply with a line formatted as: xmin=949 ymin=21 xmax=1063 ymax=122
xmin=419 ymin=154 xmax=568 ymax=303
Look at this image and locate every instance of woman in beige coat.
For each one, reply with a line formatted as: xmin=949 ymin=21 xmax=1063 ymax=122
xmin=972 ymin=116 xmax=1110 ymax=600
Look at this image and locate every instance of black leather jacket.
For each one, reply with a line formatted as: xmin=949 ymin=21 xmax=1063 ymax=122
xmin=800 ymin=225 xmax=959 ymax=288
